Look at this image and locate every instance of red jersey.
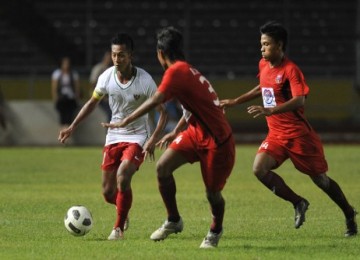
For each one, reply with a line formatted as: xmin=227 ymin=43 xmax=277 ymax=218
xmin=158 ymin=61 xmax=232 ymax=148
xmin=258 ymin=57 xmax=312 ymax=139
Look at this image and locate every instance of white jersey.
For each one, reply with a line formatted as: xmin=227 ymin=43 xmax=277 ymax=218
xmin=94 ymin=66 xmax=157 ymax=146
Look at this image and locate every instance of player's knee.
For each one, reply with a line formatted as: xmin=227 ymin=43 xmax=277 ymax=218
xmin=102 ymin=189 xmax=115 ymax=204
xmin=311 ymin=174 xmax=330 ymax=190
xmin=156 ymin=160 xmax=169 ymax=178
xmin=252 ymin=165 xmax=267 ymax=179
xmin=206 ymin=191 xmax=223 ymax=204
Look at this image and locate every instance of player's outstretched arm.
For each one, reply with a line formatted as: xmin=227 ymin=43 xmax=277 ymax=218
xmin=102 ymin=91 xmax=165 ymax=129
xmin=247 ymin=95 xmax=305 ymax=118
xmin=220 ymin=85 xmax=262 ymax=109
xmin=143 ymin=103 xmax=168 ymax=161
xmin=58 ymin=97 xmax=99 ymax=144
xmin=156 ymin=115 xmax=187 ymax=150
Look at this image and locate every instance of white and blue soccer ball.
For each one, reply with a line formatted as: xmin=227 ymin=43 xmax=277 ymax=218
xmin=64 ymin=205 xmax=93 ymax=236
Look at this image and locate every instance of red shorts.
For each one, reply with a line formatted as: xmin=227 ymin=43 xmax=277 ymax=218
xmin=101 ymin=142 xmax=144 ymax=172
xmin=169 ymin=130 xmax=235 ymax=192
xmin=257 ymin=130 xmax=328 ymax=175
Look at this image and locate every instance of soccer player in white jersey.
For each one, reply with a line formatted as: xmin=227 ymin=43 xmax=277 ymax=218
xmin=58 ymin=33 xmax=167 ymax=240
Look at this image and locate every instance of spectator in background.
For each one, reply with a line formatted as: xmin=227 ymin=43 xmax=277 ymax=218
xmin=51 ymin=57 xmax=80 ymax=130
xmin=0 ymin=86 xmax=7 ymax=130
xmin=89 ymin=51 xmax=112 ymax=122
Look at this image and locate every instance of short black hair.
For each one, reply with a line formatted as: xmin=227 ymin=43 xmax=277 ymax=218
xmin=157 ymin=26 xmax=185 ymax=61
xmin=111 ymin=33 xmax=134 ymax=52
xmin=260 ymin=21 xmax=288 ymax=51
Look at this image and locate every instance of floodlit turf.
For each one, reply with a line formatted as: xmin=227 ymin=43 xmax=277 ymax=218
xmin=0 ymin=145 xmax=359 ymax=259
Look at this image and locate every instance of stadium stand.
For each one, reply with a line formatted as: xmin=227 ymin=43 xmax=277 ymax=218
xmin=0 ymin=0 xmax=356 ymax=77
xmin=0 ymin=0 xmax=358 ymax=145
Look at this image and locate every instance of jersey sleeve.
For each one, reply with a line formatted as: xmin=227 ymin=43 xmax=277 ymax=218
xmin=257 ymin=59 xmax=266 ymax=78
xmin=146 ymin=76 xmax=157 ymax=98
xmin=288 ymin=66 xmax=309 ymax=97
xmin=92 ymin=70 xmax=109 ymax=100
xmin=157 ymin=68 xmax=178 ymax=102
xmin=51 ymin=69 xmax=60 ymax=80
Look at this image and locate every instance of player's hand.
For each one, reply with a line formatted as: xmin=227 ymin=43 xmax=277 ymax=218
xmin=247 ymin=105 xmax=272 ymax=118
xmin=58 ymin=127 xmax=73 ymax=144
xmin=156 ymin=131 xmax=177 ymax=150
xmin=143 ymin=137 xmax=156 ymax=162
xmin=220 ymin=99 xmax=236 ymax=109
xmin=101 ymin=118 xmax=128 ymax=129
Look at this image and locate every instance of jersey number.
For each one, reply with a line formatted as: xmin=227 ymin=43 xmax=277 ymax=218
xmin=189 ymin=68 xmax=220 ymax=106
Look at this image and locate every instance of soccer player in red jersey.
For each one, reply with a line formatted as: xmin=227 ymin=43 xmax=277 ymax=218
xmin=102 ymin=26 xmax=235 ymax=248
xmin=221 ymin=21 xmax=357 ymax=237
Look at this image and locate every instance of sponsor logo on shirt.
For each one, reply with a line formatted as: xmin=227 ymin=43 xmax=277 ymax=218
xmin=262 ymin=87 xmax=276 ymax=108
xmin=261 ymin=88 xmax=276 ymax=107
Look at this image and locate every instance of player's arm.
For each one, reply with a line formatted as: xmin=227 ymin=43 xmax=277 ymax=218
xmin=220 ymin=85 xmax=262 ymax=109
xmin=58 ymin=95 xmax=101 ymax=143
xmin=156 ymin=115 xmax=187 ymax=149
xmin=51 ymin=79 xmax=58 ymax=102
xmin=102 ymin=91 xmax=165 ymax=128
xmin=74 ymin=76 xmax=81 ymax=100
xmin=247 ymin=95 xmax=305 ymax=118
xmin=151 ymin=104 xmax=167 ymax=141
xmin=143 ymin=103 xmax=168 ymax=161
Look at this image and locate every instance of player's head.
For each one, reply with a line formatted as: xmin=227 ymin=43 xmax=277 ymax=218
xmin=111 ymin=33 xmax=134 ymax=71
xmin=259 ymin=21 xmax=287 ymax=62
xmin=111 ymin=33 xmax=134 ymax=52
xmin=60 ymin=56 xmax=71 ymax=71
xmin=156 ymin=26 xmax=185 ymax=69
xmin=260 ymin=21 xmax=288 ymax=51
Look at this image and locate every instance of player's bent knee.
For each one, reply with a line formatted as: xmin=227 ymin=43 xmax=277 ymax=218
xmin=311 ymin=174 xmax=330 ymax=189
xmin=102 ymin=190 xmax=115 ymax=204
xmin=252 ymin=166 xmax=267 ymax=179
xmin=156 ymin=161 xmax=171 ymax=178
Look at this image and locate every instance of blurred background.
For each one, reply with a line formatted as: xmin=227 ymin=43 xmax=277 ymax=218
xmin=0 ymin=0 xmax=359 ymax=145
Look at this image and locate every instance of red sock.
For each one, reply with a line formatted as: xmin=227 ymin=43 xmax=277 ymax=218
xmin=114 ymin=189 xmax=132 ymax=231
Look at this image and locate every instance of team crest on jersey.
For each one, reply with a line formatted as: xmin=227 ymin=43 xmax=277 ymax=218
xmin=133 ymin=94 xmax=140 ymax=100
xmin=275 ymin=74 xmax=282 ymax=84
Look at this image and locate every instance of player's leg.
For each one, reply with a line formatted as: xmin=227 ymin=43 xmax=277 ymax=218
xmin=254 ymin=140 xmax=308 ymax=228
xmin=109 ymin=143 xmax=143 ymax=240
xmin=310 ymin=174 xmax=357 ymax=237
xmin=199 ymin=136 xmax=235 ymax=248
xmin=254 ymin=151 xmax=304 ymax=206
xmin=292 ymin=130 xmax=357 ymax=236
xmin=150 ymin=148 xmax=188 ymax=241
xmin=101 ymin=144 xmax=119 ymax=205
xmin=111 ymin=159 xmax=137 ymax=233
xmin=102 ymin=170 xmax=117 ymax=205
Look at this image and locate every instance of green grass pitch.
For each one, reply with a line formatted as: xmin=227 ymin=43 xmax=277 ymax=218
xmin=0 ymin=145 xmax=359 ymax=259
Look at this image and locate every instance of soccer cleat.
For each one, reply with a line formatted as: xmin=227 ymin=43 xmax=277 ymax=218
xmin=294 ymin=199 xmax=310 ymax=229
xmin=345 ymin=208 xmax=358 ymax=237
xmin=199 ymin=229 xmax=223 ymax=249
xmin=124 ymin=217 xmax=129 ymax=231
xmin=150 ymin=218 xmax=183 ymax=241
xmin=108 ymin=227 xmax=124 ymax=240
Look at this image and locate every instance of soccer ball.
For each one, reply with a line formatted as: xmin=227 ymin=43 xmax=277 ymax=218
xmin=64 ymin=205 xmax=93 ymax=236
